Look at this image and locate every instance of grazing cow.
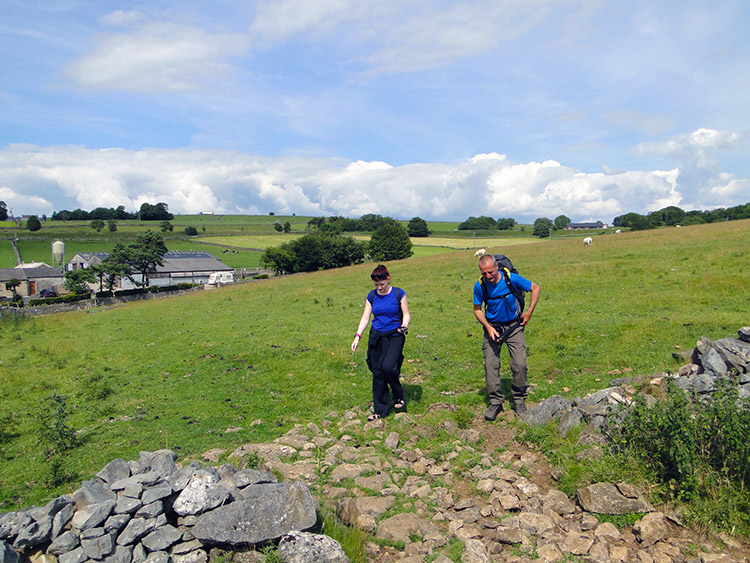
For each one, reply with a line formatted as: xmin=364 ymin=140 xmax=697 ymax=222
xmin=615 ymin=229 xmax=621 ymax=235
xmin=474 ymin=248 xmax=487 ymax=257
xmin=583 ymin=237 xmax=593 ymax=246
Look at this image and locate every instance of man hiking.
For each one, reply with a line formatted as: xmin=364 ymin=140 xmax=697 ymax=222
xmin=473 ymin=254 xmax=540 ymax=420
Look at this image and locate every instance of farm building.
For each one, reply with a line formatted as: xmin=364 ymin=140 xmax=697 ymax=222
xmin=0 ymin=263 xmax=64 ymax=299
xmin=566 ymin=221 xmax=607 ymax=229
xmin=65 ymin=251 xmax=234 ymax=289
xmin=66 ymin=252 xmax=109 ymax=271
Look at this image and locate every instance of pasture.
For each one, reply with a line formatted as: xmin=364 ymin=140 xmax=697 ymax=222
xmin=1 ymin=219 xmax=748 ymax=513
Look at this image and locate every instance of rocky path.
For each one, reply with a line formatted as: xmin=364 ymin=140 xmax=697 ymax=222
xmin=224 ymin=403 xmax=749 ymax=562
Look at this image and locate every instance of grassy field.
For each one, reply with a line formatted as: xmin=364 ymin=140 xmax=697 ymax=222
xmin=2 ymin=220 xmax=548 ymax=269
xmin=1 ymin=219 xmax=748 ymax=512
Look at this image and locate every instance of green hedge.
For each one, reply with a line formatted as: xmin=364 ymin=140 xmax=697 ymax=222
xmin=113 ymin=283 xmax=197 ymax=298
xmin=28 ymin=293 xmax=91 ymax=307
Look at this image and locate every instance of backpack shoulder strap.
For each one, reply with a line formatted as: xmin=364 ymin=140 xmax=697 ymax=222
xmin=502 ymin=269 xmax=526 ymax=314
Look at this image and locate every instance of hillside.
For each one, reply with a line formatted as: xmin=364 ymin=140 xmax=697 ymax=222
xmin=1 ymin=219 xmax=748 ymax=515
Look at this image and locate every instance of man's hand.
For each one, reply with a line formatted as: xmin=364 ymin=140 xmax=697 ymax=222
xmin=487 ymin=325 xmax=500 ymax=341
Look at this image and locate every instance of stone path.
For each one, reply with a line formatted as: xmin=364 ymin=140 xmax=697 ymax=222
xmin=222 ymin=403 xmax=749 ymax=562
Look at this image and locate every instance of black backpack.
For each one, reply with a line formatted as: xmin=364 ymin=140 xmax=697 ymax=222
xmin=479 ymin=254 xmax=525 ymax=316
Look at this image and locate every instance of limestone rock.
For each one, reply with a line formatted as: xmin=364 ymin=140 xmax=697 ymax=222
xmin=577 ymin=483 xmax=653 ymax=514
xmin=191 ymin=481 xmax=317 ymax=545
xmin=172 ymin=471 xmax=230 ymax=516
xmin=278 ymin=531 xmax=349 ymax=563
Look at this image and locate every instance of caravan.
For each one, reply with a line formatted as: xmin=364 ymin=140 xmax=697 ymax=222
xmin=206 ymin=271 xmax=235 ymax=287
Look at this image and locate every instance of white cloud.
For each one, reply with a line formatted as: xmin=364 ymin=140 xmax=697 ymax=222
xmin=249 ymin=0 xmax=359 ymax=45
xmin=64 ymin=22 xmax=248 ymax=93
xmin=3 ymin=142 xmax=743 ymax=223
xmin=248 ymin=0 xmax=592 ymax=75
xmin=0 ymin=186 xmax=53 ymax=216
xmin=634 ymin=128 xmax=747 ymax=209
xmin=99 ymin=10 xmax=146 ymax=27
xmin=635 ymin=128 xmax=743 ymax=166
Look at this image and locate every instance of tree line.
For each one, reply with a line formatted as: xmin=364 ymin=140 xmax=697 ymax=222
xmin=261 ymin=222 xmax=414 ymax=275
xmin=613 ymin=203 xmax=750 ymax=230
xmin=51 ymin=202 xmax=174 ymax=222
xmin=305 ymin=214 xmax=431 ymax=237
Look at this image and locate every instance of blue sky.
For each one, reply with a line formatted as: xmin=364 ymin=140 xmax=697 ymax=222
xmin=1 ymin=0 xmax=748 ymax=222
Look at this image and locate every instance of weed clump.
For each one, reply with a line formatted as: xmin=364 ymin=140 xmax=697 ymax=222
xmin=35 ymin=392 xmax=78 ymax=453
xmin=610 ymin=379 xmax=750 ymax=534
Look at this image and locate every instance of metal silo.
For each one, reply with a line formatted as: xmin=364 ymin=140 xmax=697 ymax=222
xmin=52 ymin=240 xmax=65 ymax=266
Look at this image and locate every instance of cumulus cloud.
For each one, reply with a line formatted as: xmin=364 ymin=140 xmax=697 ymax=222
xmin=64 ymin=20 xmax=248 ymax=93
xmin=634 ymin=128 xmax=747 ymax=209
xmin=2 ymin=142 xmax=738 ymax=222
xmin=0 ymin=186 xmax=53 ymax=216
xmin=635 ymin=128 xmax=743 ymax=167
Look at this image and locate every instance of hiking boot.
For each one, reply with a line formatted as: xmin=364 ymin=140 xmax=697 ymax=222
xmin=484 ymin=404 xmax=503 ymax=421
xmin=514 ymin=400 xmax=527 ymax=414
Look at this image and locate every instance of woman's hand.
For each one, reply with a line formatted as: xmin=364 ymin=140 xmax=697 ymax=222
xmin=351 ymin=334 xmax=360 ymax=352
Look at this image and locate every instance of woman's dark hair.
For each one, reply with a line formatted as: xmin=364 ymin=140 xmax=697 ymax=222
xmin=371 ymin=264 xmax=389 ymax=280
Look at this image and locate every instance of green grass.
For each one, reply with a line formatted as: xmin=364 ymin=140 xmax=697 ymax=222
xmin=0 ymin=219 xmax=748 ymax=514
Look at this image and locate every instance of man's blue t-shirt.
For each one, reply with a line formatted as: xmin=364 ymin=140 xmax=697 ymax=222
xmin=367 ymin=287 xmax=404 ymax=332
xmin=473 ymin=273 xmax=531 ymax=323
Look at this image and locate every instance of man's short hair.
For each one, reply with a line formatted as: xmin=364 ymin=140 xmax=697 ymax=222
xmin=478 ymin=254 xmax=496 ymax=268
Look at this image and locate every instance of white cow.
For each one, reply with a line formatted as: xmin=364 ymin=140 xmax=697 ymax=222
xmin=615 ymin=229 xmax=622 ymax=235
xmin=583 ymin=237 xmax=593 ymax=246
xmin=474 ymin=248 xmax=487 ymax=257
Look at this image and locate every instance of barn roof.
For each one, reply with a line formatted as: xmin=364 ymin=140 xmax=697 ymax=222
xmin=157 ymin=251 xmax=232 ymax=274
xmin=0 ymin=265 xmax=64 ymax=281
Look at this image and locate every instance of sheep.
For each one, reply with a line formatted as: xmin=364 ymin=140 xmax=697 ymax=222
xmin=474 ymin=248 xmax=487 ymax=257
xmin=615 ymin=229 xmax=621 ymax=235
xmin=583 ymin=237 xmax=593 ymax=246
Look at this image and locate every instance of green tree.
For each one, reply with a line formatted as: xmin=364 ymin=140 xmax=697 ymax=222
xmin=0 ymin=201 xmax=8 ymax=221
xmin=358 ymin=214 xmax=394 ymax=232
xmin=139 ymin=202 xmax=173 ymax=221
xmin=615 ymin=212 xmax=652 ymax=231
xmin=458 ymin=216 xmax=498 ymax=230
xmin=160 ymin=220 xmax=173 ymax=232
xmin=273 ymin=222 xmax=283 ymax=232
xmin=115 ymin=205 xmax=132 ymax=220
xmin=100 ymin=242 xmax=132 ymax=291
xmin=318 ymin=222 xmax=342 ymax=236
xmin=90 ymin=207 xmax=115 ymax=220
xmin=64 ymin=268 xmax=95 ymax=294
xmin=107 ymin=219 xmax=117 ymax=232
xmin=283 ymin=221 xmax=292 ymax=233
xmin=533 ymin=217 xmax=552 ymax=238
xmin=261 ymin=245 xmax=296 ymax=275
xmin=497 ymin=218 xmax=516 ymax=230
xmin=553 ymin=215 xmax=571 ymax=230
xmin=407 ymin=217 xmax=430 ymax=237
xmin=184 ymin=226 xmax=198 ymax=236
xmin=368 ymin=223 xmax=413 ymax=261
xmin=127 ymin=230 xmax=168 ymax=286
xmin=26 ymin=215 xmax=41 ymax=231
xmin=654 ymin=205 xmax=686 ymax=226
xmin=261 ymin=234 xmax=366 ymax=274
xmin=5 ymin=278 xmax=22 ymax=301
xmin=306 ymin=217 xmax=325 ymax=233
xmin=90 ymin=219 xmax=105 ymax=232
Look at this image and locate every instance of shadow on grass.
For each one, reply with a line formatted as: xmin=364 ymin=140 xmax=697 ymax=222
xmin=400 ymin=383 xmax=423 ymax=410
